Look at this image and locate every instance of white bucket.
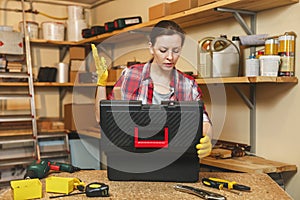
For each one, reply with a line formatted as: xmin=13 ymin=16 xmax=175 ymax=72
xmin=68 ymin=5 xmax=84 ymax=20
xmin=67 ymin=19 xmax=87 ymax=41
xmin=19 ymin=21 xmax=39 ymax=39
xmin=259 ymin=55 xmax=281 ymax=77
xmin=56 ymin=62 xmax=69 ymax=83
xmin=42 ymin=22 xmax=65 ymax=41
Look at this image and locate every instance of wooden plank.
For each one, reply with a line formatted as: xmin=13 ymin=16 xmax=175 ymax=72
xmin=201 ymin=155 xmax=297 ymax=173
xmin=196 ymin=76 xmax=250 ymax=84
xmin=0 ymin=129 xmax=32 ymax=137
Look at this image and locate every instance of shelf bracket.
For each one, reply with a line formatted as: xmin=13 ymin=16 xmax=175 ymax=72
xmin=215 ymin=7 xmax=258 ymax=153
xmin=59 ymin=46 xmax=69 ymax=62
xmin=215 ymin=7 xmax=257 ymax=35
xmin=59 ymin=87 xmax=69 ymax=120
xmin=215 ymin=7 xmax=257 ymax=54
xmin=233 ymin=84 xmax=256 ymax=154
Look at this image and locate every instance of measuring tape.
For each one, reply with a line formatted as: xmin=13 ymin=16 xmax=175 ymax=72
xmin=86 ymin=182 xmax=109 ymax=197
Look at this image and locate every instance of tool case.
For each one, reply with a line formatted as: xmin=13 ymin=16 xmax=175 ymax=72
xmin=100 ymin=100 xmax=203 ymax=182
xmin=113 ymin=16 xmax=142 ymax=29
xmin=104 ymin=21 xmax=115 ymax=32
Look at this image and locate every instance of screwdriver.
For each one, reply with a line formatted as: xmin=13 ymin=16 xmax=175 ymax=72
xmin=202 ymin=177 xmax=251 ymax=191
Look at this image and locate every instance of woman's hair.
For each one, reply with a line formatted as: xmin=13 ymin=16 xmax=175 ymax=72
xmin=149 ymin=20 xmax=185 ymax=46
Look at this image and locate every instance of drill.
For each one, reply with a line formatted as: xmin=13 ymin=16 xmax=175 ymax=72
xmin=24 ymin=159 xmax=81 ymax=179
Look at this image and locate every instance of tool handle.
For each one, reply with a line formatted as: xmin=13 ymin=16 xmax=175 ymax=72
xmin=202 ymin=178 xmax=224 ymax=189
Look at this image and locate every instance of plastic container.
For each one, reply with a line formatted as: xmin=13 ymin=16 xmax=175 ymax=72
xmin=11 ymin=179 xmax=42 ymax=200
xmin=46 ymin=176 xmax=75 ymax=194
xmin=42 ymin=21 xmax=65 ymax=41
xmin=211 ymin=37 xmax=240 ymax=77
xmin=197 ymin=37 xmax=213 ymax=78
xmin=67 ymin=19 xmax=87 ymax=41
xmin=259 ymin=55 xmax=281 ymax=77
xmin=245 ymin=54 xmax=259 ymax=77
xmin=68 ymin=5 xmax=84 ymax=20
xmin=19 ymin=21 xmax=39 ymax=39
xmin=56 ymin=62 xmax=69 ymax=83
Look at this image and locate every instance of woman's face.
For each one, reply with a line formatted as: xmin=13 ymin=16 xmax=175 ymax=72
xmin=150 ymin=34 xmax=182 ymax=72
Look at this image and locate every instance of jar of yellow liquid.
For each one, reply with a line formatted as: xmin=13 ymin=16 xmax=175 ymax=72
xmin=278 ymin=32 xmax=296 ymax=76
xmin=265 ymin=38 xmax=278 ymax=55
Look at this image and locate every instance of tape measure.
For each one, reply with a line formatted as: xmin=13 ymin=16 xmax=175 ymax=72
xmin=49 ymin=182 xmax=109 ymax=198
xmin=86 ymin=182 xmax=109 ymax=197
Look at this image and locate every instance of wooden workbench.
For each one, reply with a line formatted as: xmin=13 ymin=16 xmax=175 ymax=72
xmin=0 ymin=170 xmax=292 ymax=199
xmin=201 ymin=155 xmax=297 ymax=174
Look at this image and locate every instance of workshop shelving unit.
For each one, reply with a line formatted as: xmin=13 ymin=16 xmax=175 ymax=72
xmin=0 ymin=0 xmax=298 ymax=183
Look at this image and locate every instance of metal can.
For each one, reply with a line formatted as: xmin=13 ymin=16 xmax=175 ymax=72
xmin=278 ymin=32 xmax=296 ymax=76
xmin=265 ymin=38 xmax=278 ymax=55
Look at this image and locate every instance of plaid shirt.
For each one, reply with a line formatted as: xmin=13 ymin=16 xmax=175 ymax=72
xmin=108 ymin=62 xmax=209 ymax=121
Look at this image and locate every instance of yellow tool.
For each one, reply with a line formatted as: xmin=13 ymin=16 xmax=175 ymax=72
xmin=202 ymin=177 xmax=251 ymax=192
xmin=91 ymin=43 xmax=108 ymax=86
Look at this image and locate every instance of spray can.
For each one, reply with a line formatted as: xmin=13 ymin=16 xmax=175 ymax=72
xmin=278 ymin=32 xmax=296 ymax=76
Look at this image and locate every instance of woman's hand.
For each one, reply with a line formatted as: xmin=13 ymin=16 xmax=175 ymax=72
xmin=196 ymin=122 xmax=212 ymax=158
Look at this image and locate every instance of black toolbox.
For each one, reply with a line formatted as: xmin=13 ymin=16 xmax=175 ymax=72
xmin=100 ymin=100 xmax=203 ymax=182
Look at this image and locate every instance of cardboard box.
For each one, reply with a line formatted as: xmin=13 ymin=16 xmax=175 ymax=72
xmin=0 ymin=31 xmax=23 ymax=55
xmin=69 ymin=71 xmax=78 ymax=83
xmin=149 ymin=3 xmax=170 ymax=20
xmin=64 ymin=104 xmax=98 ymax=131
xmin=169 ymin=0 xmax=198 ymax=14
xmin=107 ymin=68 xmax=124 ymax=82
xmin=69 ymin=46 xmax=86 ymax=60
xmin=198 ymin=0 xmax=218 ymax=6
xmin=70 ymin=59 xmax=86 ymax=71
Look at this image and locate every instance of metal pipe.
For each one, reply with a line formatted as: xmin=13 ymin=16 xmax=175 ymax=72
xmin=11 ymin=0 xmax=95 ymax=8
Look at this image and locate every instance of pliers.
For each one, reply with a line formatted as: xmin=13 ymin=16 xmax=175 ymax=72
xmin=174 ymin=184 xmax=226 ymax=200
xmin=202 ymin=177 xmax=251 ymax=192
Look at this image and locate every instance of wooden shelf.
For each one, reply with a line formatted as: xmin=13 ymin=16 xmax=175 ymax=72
xmin=27 ymin=0 xmax=299 ymax=46
xmin=196 ymin=76 xmax=299 ymax=84
xmin=0 ymin=77 xmax=297 ymax=87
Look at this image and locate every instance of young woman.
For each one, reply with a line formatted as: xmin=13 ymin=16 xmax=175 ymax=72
xmin=95 ymin=20 xmax=212 ymax=158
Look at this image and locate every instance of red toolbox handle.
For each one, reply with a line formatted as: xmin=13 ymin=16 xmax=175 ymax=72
xmin=134 ymin=127 xmax=168 ymax=148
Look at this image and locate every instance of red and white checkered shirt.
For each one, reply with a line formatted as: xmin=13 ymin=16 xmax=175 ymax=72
xmin=108 ymin=62 xmax=209 ymax=121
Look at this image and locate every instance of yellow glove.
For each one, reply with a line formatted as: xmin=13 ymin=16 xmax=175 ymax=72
xmin=196 ymin=135 xmax=212 ymax=158
xmin=91 ymin=43 xmax=108 ymax=86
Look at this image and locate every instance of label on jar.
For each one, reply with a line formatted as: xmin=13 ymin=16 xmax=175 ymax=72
xmin=279 ymin=54 xmax=295 ymax=76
